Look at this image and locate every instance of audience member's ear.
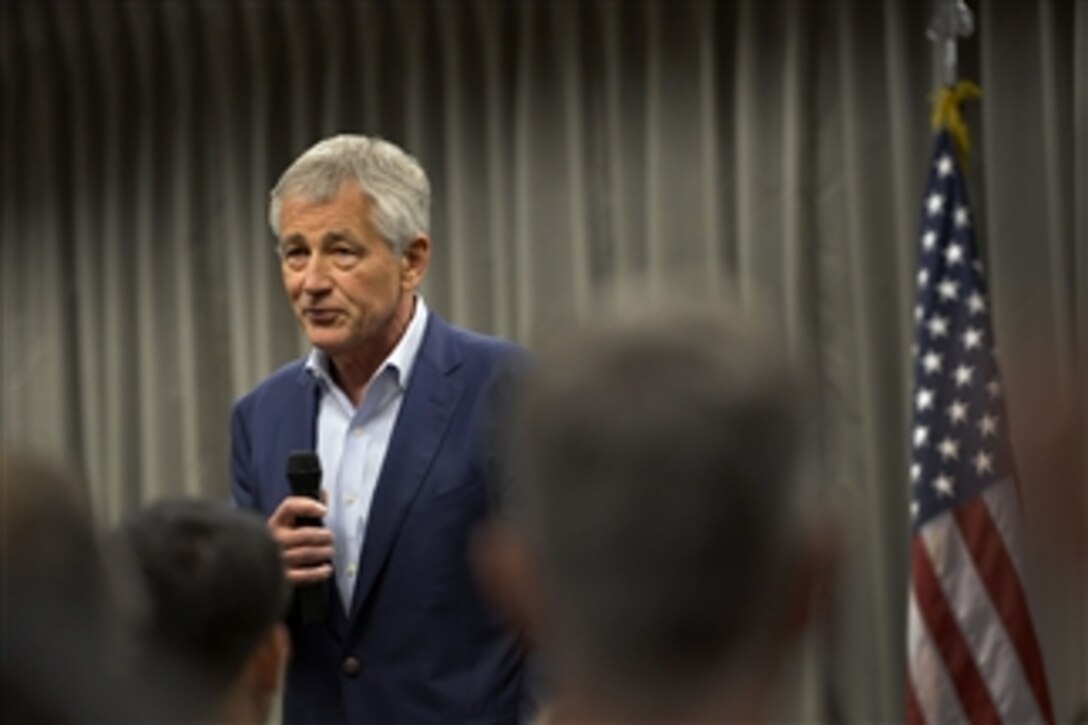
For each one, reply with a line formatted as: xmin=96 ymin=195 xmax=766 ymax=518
xmin=260 ymin=623 xmax=290 ymax=694
xmin=781 ymin=519 xmax=839 ymax=644
xmin=240 ymin=622 xmax=290 ymax=707
xmin=227 ymin=623 xmax=289 ymax=724
xmin=471 ymin=521 xmax=540 ymax=648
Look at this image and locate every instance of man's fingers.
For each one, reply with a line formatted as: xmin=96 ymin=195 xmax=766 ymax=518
xmin=274 ymin=527 xmax=333 ymax=549
xmin=283 ymin=545 xmax=335 ymax=568
xmin=267 ymin=497 xmax=335 ymax=582
xmin=287 ymin=563 xmax=333 ymax=585
xmin=269 ymin=496 xmax=328 ymax=527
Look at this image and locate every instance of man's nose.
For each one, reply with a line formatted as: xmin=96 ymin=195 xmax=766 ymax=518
xmin=300 ymin=257 xmax=334 ymax=293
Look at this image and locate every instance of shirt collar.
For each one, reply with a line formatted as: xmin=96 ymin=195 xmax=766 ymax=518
xmin=304 ymin=296 xmax=430 ymax=393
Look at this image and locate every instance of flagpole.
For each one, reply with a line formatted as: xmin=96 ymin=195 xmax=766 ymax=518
xmin=926 ymin=0 xmax=975 ymax=87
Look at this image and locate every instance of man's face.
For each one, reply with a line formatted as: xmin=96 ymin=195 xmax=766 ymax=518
xmin=277 ymin=181 xmax=427 ymax=357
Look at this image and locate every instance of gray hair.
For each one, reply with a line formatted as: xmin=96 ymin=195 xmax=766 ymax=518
xmin=510 ymin=299 xmax=818 ymax=709
xmin=268 ymin=134 xmax=430 ymax=252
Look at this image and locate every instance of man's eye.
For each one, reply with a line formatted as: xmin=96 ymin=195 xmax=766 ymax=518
xmin=330 ymin=247 xmax=363 ymax=268
xmin=280 ymin=247 xmax=309 ymax=268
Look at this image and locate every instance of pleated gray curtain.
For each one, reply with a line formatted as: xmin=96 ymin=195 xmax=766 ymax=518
xmin=2 ymin=1 xmax=1085 ymax=721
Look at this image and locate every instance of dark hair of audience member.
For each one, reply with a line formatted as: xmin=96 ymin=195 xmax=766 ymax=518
xmin=119 ymin=498 xmax=290 ymax=719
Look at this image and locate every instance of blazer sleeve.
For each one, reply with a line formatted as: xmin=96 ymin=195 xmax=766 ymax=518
xmin=482 ymin=343 xmax=533 ymax=517
xmin=229 ymin=398 xmax=257 ymax=510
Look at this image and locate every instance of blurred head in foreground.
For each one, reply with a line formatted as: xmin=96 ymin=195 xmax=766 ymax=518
xmin=120 ymin=498 xmax=290 ymax=725
xmin=0 ymin=452 xmax=148 ymax=722
xmin=476 ymin=296 xmax=836 ymax=722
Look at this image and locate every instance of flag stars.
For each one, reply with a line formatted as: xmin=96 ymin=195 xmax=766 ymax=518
xmin=938 ymin=278 xmax=960 ymax=302
xmin=967 ymin=292 xmax=986 ymax=315
xmin=916 ymin=387 xmax=935 ymax=412
xmin=922 ymin=351 xmax=943 ymax=375
xmin=946 ymin=400 xmax=968 ymax=424
xmin=954 ymin=364 xmax=975 ymax=387
xmin=932 ymin=473 xmax=955 ymax=498
xmin=911 ymin=500 xmax=920 ymax=518
xmin=915 ymin=305 xmax=924 ymax=323
xmin=911 ymin=463 xmax=922 ymax=484
xmin=936 ymin=154 xmax=954 ymax=178
xmin=987 ymin=380 xmax=1002 ymax=399
xmin=954 ymin=206 xmax=971 ymax=228
xmin=918 ymin=269 xmax=930 ymax=288
xmin=927 ymin=315 xmax=950 ymax=338
xmin=944 ymin=243 xmax=964 ymax=267
xmin=922 ymin=230 xmax=938 ymax=251
xmin=979 ymin=413 xmax=998 ymax=437
xmin=913 ymin=426 xmax=930 ymax=448
xmin=962 ymin=327 xmax=984 ymax=351
xmin=926 ymin=192 xmax=946 ymax=217
xmin=937 ymin=436 xmax=960 ymax=461
xmin=973 ymin=451 xmax=994 ymax=476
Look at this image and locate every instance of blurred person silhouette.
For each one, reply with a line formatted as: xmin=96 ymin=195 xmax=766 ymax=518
xmin=0 ymin=452 xmax=153 ymax=722
xmin=474 ymin=297 xmax=838 ymax=723
xmin=119 ymin=498 xmax=290 ymax=725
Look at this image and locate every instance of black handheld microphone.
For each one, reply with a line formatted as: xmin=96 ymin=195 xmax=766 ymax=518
xmin=286 ymin=450 xmax=327 ymax=625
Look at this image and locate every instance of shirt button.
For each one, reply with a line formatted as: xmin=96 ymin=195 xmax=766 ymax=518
xmin=351 ymin=428 xmax=364 ymax=438
xmin=345 ymin=494 xmax=356 ymax=504
xmin=346 ymin=564 xmax=356 ymax=577
xmin=342 ymin=657 xmax=361 ymax=677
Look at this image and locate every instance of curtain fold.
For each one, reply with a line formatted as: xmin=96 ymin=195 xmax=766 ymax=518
xmin=2 ymin=1 xmax=1084 ymax=720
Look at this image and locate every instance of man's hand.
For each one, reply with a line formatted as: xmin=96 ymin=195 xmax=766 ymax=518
xmin=268 ymin=496 xmax=334 ymax=585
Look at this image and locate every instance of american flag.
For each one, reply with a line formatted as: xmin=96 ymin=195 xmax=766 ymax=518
xmin=905 ymin=129 xmax=1054 ymax=725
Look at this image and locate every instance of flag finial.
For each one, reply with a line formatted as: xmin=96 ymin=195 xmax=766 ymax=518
xmin=927 ymin=0 xmax=974 ymax=87
xmin=930 ymin=81 xmax=982 ymax=170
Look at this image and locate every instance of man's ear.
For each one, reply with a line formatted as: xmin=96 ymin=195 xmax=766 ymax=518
xmin=470 ymin=521 xmax=540 ymax=647
xmin=400 ymin=235 xmax=430 ymax=289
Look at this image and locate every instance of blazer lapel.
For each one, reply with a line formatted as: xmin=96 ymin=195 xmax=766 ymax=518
xmin=267 ymin=367 xmax=321 ymax=505
xmin=287 ymin=368 xmax=320 ymax=444
xmin=348 ymin=318 xmax=463 ymax=622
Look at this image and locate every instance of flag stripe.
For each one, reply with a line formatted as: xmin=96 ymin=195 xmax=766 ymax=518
xmin=908 ymin=590 xmax=968 ymax=725
xmin=981 ymin=481 xmax=1026 ymax=594
xmin=905 ymin=673 xmax=925 ymax=725
xmin=954 ymin=493 xmax=1056 ymax=724
xmin=923 ymin=511 xmax=1044 ymax=724
xmin=911 ymin=535 xmax=1002 ymax=724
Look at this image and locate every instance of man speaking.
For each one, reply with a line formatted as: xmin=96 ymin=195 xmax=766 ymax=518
xmin=230 ymin=135 xmax=527 ymax=723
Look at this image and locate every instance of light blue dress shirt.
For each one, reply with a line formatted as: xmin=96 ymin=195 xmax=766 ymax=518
xmin=304 ymin=297 xmax=430 ymax=611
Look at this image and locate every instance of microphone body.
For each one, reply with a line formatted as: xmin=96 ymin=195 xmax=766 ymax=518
xmin=286 ymin=451 xmax=328 ymax=625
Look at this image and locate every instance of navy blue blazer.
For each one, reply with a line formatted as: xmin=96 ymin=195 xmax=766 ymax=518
xmin=230 ymin=314 xmax=528 ymax=724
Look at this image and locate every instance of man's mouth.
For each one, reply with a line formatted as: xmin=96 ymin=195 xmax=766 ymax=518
xmin=304 ymin=309 xmax=340 ymax=324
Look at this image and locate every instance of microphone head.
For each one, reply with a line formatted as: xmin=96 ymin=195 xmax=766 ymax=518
xmin=286 ymin=450 xmax=321 ymax=477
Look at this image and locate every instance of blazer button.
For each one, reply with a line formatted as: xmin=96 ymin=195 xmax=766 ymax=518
xmin=342 ymin=657 xmax=361 ymax=677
